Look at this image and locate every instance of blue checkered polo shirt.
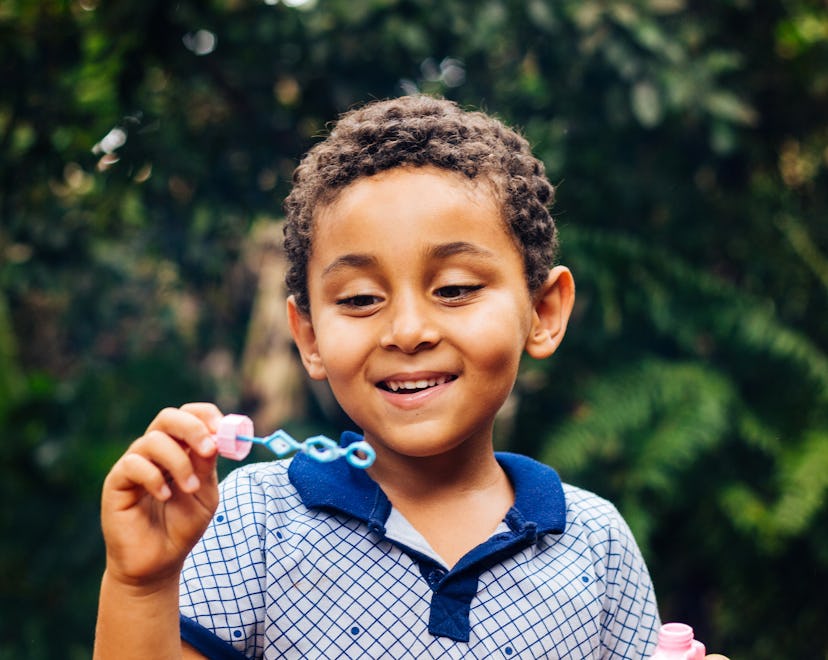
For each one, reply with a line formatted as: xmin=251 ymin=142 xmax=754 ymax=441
xmin=179 ymin=432 xmax=660 ymax=658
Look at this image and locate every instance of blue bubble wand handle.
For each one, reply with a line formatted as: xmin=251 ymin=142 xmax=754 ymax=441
xmin=213 ymin=414 xmax=375 ymax=469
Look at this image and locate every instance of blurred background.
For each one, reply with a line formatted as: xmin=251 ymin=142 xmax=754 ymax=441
xmin=1 ymin=0 xmax=827 ymax=657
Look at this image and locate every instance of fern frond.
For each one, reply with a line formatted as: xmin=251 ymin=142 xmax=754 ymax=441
xmin=563 ymin=226 xmax=828 ymax=398
xmin=541 ymin=359 xmax=733 ymax=482
xmin=721 ymin=429 xmax=828 ymax=550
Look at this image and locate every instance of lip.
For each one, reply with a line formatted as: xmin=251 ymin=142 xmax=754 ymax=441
xmin=375 ymin=371 xmax=457 ymax=410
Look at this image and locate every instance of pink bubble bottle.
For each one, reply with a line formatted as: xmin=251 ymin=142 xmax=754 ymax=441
xmin=649 ymin=623 xmax=706 ymax=660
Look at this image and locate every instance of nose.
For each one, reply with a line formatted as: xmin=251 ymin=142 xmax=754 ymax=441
xmin=379 ymin=293 xmax=440 ymax=354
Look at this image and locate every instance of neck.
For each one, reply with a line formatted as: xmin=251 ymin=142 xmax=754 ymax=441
xmin=368 ymin=436 xmax=502 ymax=495
xmin=364 ymin=433 xmax=515 ymax=568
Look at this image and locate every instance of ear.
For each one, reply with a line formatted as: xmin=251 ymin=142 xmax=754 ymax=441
xmin=525 ymin=266 xmax=575 ymax=359
xmin=286 ymin=295 xmax=327 ymax=380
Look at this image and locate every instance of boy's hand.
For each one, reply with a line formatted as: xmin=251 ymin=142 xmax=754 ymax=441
xmin=100 ymin=403 xmax=222 ymax=589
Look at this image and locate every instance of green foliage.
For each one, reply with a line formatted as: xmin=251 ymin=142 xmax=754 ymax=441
xmin=1 ymin=0 xmax=827 ymax=657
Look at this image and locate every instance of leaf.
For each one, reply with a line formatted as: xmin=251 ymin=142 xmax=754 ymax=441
xmin=704 ymin=90 xmax=759 ymax=126
xmin=631 ymin=79 xmax=663 ymax=127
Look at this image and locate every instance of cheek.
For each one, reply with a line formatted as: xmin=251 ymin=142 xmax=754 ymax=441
xmin=314 ymin=320 xmax=369 ymax=375
xmin=461 ymin=303 xmax=531 ymax=368
xmin=461 ymin=327 xmax=526 ymax=388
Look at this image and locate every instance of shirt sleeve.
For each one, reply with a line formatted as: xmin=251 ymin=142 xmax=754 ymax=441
xmin=179 ymin=465 xmax=269 ymax=658
xmin=596 ymin=504 xmax=661 ymax=659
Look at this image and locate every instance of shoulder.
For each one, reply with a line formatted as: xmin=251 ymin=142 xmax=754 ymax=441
xmin=217 ymin=459 xmax=297 ymax=508
xmin=561 ymin=482 xmax=637 ymax=548
xmin=197 ymin=460 xmax=305 ymax=550
xmin=220 ymin=458 xmax=293 ymax=491
xmin=562 ymin=482 xmax=627 ymax=529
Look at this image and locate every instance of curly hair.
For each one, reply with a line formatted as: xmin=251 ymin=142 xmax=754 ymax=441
xmin=283 ymin=95 xmax=558 ymax=313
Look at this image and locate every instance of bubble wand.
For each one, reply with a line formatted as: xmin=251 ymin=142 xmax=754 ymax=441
xmin=213 ymin=414 xmax=375 ymax=469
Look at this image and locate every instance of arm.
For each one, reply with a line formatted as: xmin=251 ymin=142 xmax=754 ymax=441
xmin=183 ymin=642 xmax=210 ymax=659
xmin=95 ymin=574 xmax=209 ymax=659
xmin=93 ymin=403 xmax=222 ymax=660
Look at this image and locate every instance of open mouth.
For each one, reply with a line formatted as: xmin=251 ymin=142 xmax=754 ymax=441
xmin=377 ymin=374 xmax=458 ymax=394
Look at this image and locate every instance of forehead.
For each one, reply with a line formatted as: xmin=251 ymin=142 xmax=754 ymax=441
xmin=311 ymin=166 xmax=511 ymax=249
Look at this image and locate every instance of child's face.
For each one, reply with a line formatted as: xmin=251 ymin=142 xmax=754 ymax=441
xmin=288 ymin=166 xmax=570 ymax=462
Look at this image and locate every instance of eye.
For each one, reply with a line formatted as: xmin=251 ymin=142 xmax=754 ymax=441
xmin=336 ymin=294 xmax=382 ymax=308
xmin=434 ymin=284 xmax=484 ymax=302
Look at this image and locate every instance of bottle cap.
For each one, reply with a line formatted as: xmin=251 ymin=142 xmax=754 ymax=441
xmin=652 ymin=623 xmax=706 ymax=659
xmin=215 ymin=414 xmax=254 ymax=460
xmin=658 ymin=623 xmax=694 ymax=650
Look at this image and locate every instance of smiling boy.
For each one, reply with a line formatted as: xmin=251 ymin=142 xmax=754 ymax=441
xmin=95 ymin=95 xmax=660 ymax=658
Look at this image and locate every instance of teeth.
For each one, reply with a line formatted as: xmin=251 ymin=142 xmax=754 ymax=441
xmin=385 ymin=375 xmax=453 ymax=392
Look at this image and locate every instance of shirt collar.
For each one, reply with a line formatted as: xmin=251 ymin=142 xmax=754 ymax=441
xmin=289 ymin=431 xmax=567 ymax=536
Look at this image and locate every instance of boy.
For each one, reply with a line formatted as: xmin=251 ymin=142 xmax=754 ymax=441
xmin=95 ymin=95 xmax=660 ymax=658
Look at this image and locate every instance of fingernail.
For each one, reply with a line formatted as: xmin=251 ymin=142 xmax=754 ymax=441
xmin=200 ymin=437 xmax=216 ymax=455
xmin=185 ymin=475 xmax=201 ymax=492
xmin=159 ymin=484 xmax=172 ymax=500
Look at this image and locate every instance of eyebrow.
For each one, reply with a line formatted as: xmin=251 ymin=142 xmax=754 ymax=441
xmin=321 ymin=253 xmax=379 ymax=276
xmin=426 ymin=241 xmax=497 ymax=260
xmin=320 ymin=241 xmax=496 ymax=277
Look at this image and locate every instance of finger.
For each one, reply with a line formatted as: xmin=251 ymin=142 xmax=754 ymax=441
xmin=179 ymin=402 xmax=224 ymax=434
xmin=179 ymin=402 xmax=223 ymax=457
xmin=107 ymin=452 xmax=172 ymax=502
xmin=189 ymin=442 xmax=219 ymax=484
xmin=145 ymin=407 xmax=216 ymax=458
xmin=130 ymin=431 xmax=203 ymax=494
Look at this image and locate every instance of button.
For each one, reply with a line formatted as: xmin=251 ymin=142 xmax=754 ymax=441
xmin=427 ymin=568 xmax=446 ymax=586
